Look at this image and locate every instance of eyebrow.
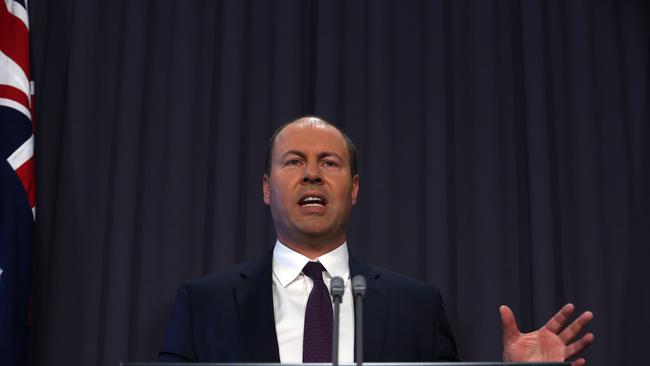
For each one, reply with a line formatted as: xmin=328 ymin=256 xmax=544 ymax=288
xmin=280 ymin=150 xmax=344 ymax=162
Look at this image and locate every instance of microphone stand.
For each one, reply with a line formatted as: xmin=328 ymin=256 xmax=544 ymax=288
xmin=352 ymin=275 xmax=366 ymax=366
xmin=330 ymin=276 xmax=345 ymax=366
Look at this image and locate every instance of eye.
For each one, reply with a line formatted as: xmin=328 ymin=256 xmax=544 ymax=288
xmin=322 ymin=160 xmax=340 ymax=168
xmin=285 ymin=159 xmax=302 ymax=166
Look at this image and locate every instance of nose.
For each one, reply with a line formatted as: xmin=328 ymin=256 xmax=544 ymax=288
xmin=301 ymin=162 xmax=322 ymax=184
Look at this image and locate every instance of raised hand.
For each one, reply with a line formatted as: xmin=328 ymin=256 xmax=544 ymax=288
xmin=500 ymin=303 xmax=594 ymax=366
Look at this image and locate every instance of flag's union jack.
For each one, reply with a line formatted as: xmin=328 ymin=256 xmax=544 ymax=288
xmin=1 ymin=0 xmax=35 ymax=364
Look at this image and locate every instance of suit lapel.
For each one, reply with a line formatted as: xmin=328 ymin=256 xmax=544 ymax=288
xmin=350 ymin=256 xmax=388 ymax=362
xmin=234 ymin=252 xmax=280 ymax=362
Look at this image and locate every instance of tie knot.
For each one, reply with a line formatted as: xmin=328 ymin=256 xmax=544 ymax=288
xmin=302 ymin=261 xmax=326 ymax=281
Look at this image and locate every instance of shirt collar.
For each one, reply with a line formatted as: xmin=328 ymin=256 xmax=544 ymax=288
xmin=272 ymin=239 xmax=350 ymax=288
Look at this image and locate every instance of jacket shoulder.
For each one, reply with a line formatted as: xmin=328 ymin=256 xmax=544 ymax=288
xmin=185 ymin=262 xmax=247 ymax=288
xmin=180 ymin=255 xmax=269 ymax=297
xmin=355 ymin=259 xmax=442 ymax=294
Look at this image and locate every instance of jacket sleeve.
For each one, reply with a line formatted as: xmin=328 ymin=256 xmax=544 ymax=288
xmin=158 ymin=284 xmax=198 ymax=362
xmin=432 ymin=286 xmax=460 ymax=361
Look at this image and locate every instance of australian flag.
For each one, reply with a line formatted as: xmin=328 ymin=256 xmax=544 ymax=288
xmin=0 ymin=0 xmax=36 ymax=365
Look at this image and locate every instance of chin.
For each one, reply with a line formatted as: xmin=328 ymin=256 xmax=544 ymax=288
xmin=294 ymin=224 xmax=334 ymax=240
xmin=298 ymin=227 xmax=331 ymax=238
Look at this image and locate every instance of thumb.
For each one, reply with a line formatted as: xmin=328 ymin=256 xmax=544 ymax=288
xmin=500 ymin=305 xmax=520 ymax=343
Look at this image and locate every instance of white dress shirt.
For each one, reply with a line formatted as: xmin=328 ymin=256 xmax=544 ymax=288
xmin=272 ymin=240 xmax=355 ymax=363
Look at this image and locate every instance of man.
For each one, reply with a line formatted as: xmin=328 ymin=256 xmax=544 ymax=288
xmin=159 ymin=117 xmax=594 ymax=364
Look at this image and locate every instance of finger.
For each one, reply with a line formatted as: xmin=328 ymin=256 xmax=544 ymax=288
xmin=565 ymin=332 xmax=594 ymax=359
xmin=544 ymin=303 xmax=575 ymax=333
xmin=559 ymin=311 xmax=594 ymax=344
xmin=499 ymin=305 xmax=520 ymax=342
xmin=571 ymin=358 xmax=586 ymax=366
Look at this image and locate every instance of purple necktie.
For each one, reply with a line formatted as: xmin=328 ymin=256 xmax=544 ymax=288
xmin=302 ymin=261 xmax=333 ymax=362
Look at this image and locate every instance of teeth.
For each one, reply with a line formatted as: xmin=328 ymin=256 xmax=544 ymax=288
xmin=301 ymin=196 xmax=325 ymax=205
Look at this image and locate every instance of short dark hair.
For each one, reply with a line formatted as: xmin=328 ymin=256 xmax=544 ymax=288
xmin=264 ymin=117 xmax=358 ymax=177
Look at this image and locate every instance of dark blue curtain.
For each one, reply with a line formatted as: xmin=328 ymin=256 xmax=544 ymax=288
xmin=29 ymin=1 xmax=649 ymax=366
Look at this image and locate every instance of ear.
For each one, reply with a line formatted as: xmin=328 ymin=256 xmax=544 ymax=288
xmin=351 ymin=174 xmax=359 ymax=205
xmin=263 ymin=174 xmax=271 ymax=205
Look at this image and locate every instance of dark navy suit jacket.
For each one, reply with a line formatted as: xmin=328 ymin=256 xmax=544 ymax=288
xmin=159 ymin=252 xmax=459 ymax=362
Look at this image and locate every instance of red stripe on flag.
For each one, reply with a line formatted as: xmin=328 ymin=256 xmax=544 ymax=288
xmin=0 ymin=2 xmax=31 ymax=78
xmin=0 ymin=84 xmax=30 ymax=110
xmin=14 ymin=157 xmax=35 ymax=208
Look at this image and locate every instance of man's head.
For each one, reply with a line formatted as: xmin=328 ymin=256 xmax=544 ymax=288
xmin=263 ymin=117 xmax=359 ymax=256
xmin=265 ymin=118 xmax=358 ymax=177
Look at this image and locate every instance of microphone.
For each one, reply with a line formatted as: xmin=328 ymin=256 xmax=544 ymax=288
xmin=352 ymin=275 xmax=366 ymax=366
xmin=330 ymin=276 xmax=345 ymax=366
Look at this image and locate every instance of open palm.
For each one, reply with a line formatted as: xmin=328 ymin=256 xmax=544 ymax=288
xmin=501 ymin=304 xmax=594 ymax=366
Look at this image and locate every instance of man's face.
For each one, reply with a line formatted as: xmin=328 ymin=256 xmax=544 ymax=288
xmin=263 ymin=121 xmax=359 ymax=247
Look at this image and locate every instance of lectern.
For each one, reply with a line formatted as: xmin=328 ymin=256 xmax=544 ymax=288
xmin=122 ymin=362 xmax=570 ymax=366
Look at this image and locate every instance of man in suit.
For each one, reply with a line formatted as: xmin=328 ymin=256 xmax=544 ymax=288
xmin=159 ymin=116 xmax=593 ymax=364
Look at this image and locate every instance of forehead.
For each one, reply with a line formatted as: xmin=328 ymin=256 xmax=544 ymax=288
xmin=273 ymin=122 xmax=349 ymax=158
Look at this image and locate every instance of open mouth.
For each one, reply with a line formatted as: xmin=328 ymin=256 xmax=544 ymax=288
xmin=298 ymin=193 xmax=327 ymax=207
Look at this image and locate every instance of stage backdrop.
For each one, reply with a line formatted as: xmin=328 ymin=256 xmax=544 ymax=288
xmin=28 ymin=1 xmax=648 ymax=366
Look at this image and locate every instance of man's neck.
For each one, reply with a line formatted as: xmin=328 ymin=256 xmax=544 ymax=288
xmin=276 ymin=235 xmax=346 ymax=259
